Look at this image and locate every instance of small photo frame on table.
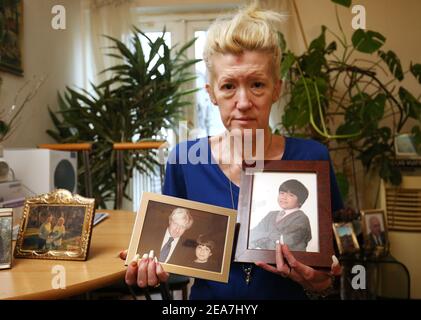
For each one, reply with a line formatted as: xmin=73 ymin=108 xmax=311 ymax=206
xmin=332 ymin=222 xmax=360 ymax=255
xmin=235 ymin=160 xmax=334 ymax=268
xmin=14 ymin=189 xmax=95 ymax=261
xmin=394 ymin=133 xmax=421 ymax=158
xmin=360 ymin=209 xmax=389 ymax=253
xmin=0 ymin=208 xmax=13 ymax=269
xmin=126 ymin=192 xmax=237 ymax=283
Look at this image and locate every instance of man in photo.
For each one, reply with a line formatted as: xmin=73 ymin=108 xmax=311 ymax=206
xmin=367 ymin=216 xmax=386 ymax=247
xmin=37 ymin=213 xmax=53 ymax=250
xmin=138 ymin=207 xmax=194 ymax=265
xmin=249 ymin=179 xmax=312 ymax=251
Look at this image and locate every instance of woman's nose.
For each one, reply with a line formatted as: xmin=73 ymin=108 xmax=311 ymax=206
xmin=236 ymin=87 xmax=252 ymax=110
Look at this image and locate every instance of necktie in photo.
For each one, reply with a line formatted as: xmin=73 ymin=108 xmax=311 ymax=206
xmin=159 ymin=236 xmax=174 ymax=262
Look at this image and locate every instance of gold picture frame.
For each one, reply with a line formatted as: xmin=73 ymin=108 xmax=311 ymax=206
xmin=126 ymin=192 xmax=237 ymax=283
xmin=0 ymin=208 xmax=13 ymax=269
xmin=14 ymin=189 xmax=95 ymax=261
xmin=332 ymin=222 xmax=360 ymax=255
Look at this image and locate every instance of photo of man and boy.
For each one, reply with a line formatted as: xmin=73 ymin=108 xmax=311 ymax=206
xmin=137 ymin=201 xmax=227 ymax=273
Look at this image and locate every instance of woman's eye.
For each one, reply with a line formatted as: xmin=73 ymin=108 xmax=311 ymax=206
xmin=253 ymin=82 xmax=264 ymax=88
xmin=221 ymin=83 xmax=234 ymax=90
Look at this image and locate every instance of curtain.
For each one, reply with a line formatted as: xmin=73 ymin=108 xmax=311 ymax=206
xmin=80 ymin=0 xmax=137 ymax=86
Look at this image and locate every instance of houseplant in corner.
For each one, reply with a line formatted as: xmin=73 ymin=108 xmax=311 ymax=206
xmin=278 ymin=0 xmax=421 ymax=213
xmin=47 ymin=27 xmax=199 ymax=208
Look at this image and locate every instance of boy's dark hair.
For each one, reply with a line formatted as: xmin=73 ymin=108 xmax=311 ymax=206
xmin=196 ymin=234 xmax=215 ymax=251
xmin=279 ymin=179 xmax=309 ymax=207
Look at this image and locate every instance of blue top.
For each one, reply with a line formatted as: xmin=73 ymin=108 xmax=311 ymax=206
xmin=162 ymin=136 xmax=343 ymax=300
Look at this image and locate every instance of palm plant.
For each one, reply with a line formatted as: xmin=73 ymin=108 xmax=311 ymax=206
xmin=48 ymin=27 xmax=199 ymax=208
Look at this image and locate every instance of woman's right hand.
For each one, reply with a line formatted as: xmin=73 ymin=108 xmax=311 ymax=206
xmin=120 ymin=250 xmax=169 ymax=288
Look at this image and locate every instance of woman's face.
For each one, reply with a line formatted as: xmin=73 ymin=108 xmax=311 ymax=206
xmin=195 ymin=244 xmax=212 ymax=262
xmin=206 ymin=51 xmax=282 ymax=133
xmin=278 ymin=191 xmax=299 ymax=210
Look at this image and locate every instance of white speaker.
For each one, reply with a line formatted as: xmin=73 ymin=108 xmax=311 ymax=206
xmin=3 ymin=148 xmax=78 ymax=195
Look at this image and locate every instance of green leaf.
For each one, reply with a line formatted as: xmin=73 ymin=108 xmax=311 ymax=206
xmin=352 ymin=29 xmax=386 ymax=54
xmin=410 ymin=63 xmax=421 ymax=84
xmin=379 ymin=50 xmax=403 ymax=81
xmin=280 ymin=52 xmax=295 ymax=79
xmin=331 ymin=0 xmax=352 ymax=7
xmin=399 ymin=87 xmax=421 ymax=118
xmin=309 ymin=26 xmax=327 ymax=52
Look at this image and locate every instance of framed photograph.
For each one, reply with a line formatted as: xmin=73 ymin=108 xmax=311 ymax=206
xmin=361 ymin=209 xmax=389 ymax=251
xmin=14 ymin=189 xmax=95 ymax=261
xmin=332 ymin=222 xmax=360 ymax=255
xmin=126 ymin=192 xmax=237 ymax=283
xmin=0 ymin=208 xmax=13 ymax=269
xmin=394 ymin=133 xmax=421 ymax=158
xmin=235 ymin=160 xmax=334 ymax=268
xmin=0 ymin=0 xmax=24 ymax=75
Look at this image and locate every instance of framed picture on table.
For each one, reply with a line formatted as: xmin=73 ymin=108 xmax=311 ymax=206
xmin=332 ymin=222 xmax=360 ymax=255
xmin=235 ymin=160 xmax=334 ymax=268
xmin=125 ymin=192 xmax=237 ymax=283
xmin=14 ymin=189 xmax=95 ymax=261
xmin=0 ymin=208 xmax=13 ymax=269
xmin=361 ymin=209 xmax=389 ymax=254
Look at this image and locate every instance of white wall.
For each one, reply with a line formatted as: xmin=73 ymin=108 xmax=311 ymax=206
xmin=1 ymin=0 xmax=83 ymax=148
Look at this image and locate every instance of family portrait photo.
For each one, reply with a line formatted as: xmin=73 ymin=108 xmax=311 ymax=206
xmin=126 ymin=192 xmax=237 ymax=283
xmin=19 ymin=205 xmax=86 ymax=252
xmin=14 ymin=189 xmax=95 ymax=261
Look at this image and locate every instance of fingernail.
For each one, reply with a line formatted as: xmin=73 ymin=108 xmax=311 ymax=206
xmin=154 ymin=256 xmax=158 ymax=263
xmin=332 ymin=255 xmax=339 ymax=265
xmin=276 ymin=240 xmax=280 ymax=244
xmin=280 ymin=235 xmax=284 ymax=245
xmin=131 ymin=253 xmax=140 ymax=262
xmin=149 ymin=250 xmax=154 ymax=259
xmin=142 ymin=253 xmax=148 ymax=259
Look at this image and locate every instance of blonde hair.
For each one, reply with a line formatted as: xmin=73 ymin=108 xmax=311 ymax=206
xmin=203 ymin=2 xmax=286 ymax=80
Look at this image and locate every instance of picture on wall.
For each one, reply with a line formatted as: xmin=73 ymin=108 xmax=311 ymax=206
xmin=0 ymin=0 xmax=23 ymax=75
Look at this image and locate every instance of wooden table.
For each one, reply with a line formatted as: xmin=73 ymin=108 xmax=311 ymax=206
xmin=0 ymin=210 xmax=135 ymax=300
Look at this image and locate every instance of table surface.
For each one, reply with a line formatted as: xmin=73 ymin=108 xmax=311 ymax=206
xmin=0 ymin=210 xmax=135 ymax=300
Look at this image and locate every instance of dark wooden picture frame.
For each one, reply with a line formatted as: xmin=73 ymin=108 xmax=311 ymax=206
xmin=235 ymin=160 xmax=334 ymax=268
xmin=0 ymin=0 xmax=24 ymax=76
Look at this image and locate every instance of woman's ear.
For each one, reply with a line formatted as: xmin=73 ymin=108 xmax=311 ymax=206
xmin=206 ymin=83 xmax=217 ymax=105
xmin=272 ymin=79 xmax=282 ymax=103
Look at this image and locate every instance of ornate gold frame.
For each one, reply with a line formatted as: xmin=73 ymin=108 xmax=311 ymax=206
xmin=14 ymin=189 xmax=95 ymax=261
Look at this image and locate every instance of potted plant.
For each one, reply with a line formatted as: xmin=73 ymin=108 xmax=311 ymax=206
xmin=278 ymin=0 xmax=421 ymax=214
xmin=48 ymin=27 xmax=199 ymax=208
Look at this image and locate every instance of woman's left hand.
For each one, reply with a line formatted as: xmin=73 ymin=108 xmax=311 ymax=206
xmin=255 ymin=242 xmax=342 ymax=292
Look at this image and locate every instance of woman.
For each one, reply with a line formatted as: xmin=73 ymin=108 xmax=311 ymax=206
xmin=123 ymin=3 xmax=343 ymax=299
